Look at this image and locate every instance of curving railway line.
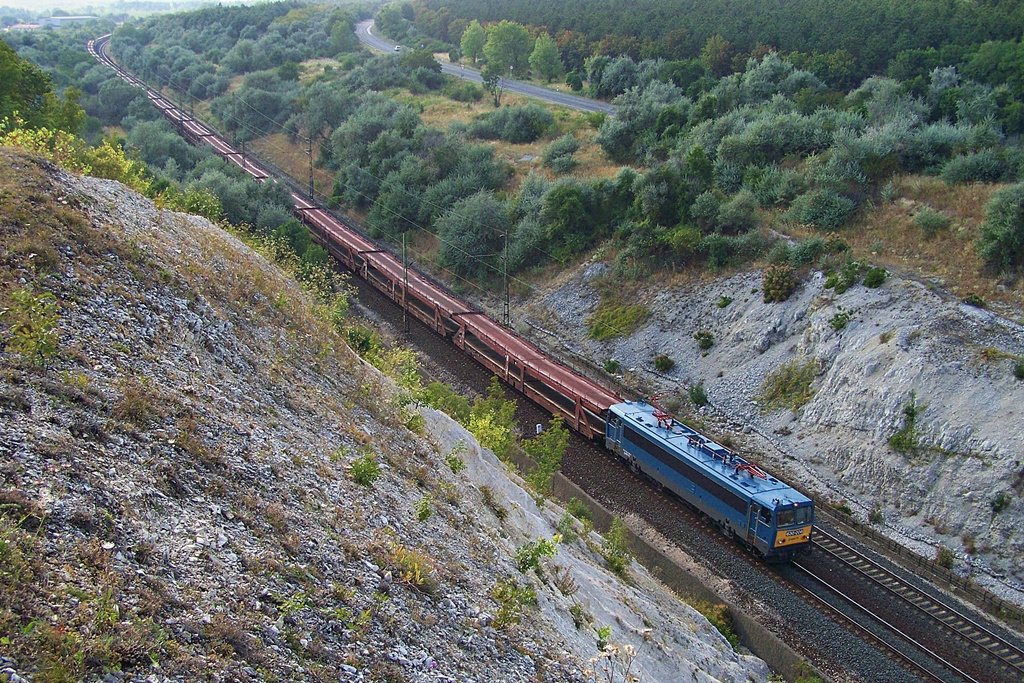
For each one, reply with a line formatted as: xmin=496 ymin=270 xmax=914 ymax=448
xmin=88 ymin=32 xmax=1024 ymax=683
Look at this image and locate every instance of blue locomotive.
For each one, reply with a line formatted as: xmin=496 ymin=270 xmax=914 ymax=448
xmin=605 ymin=401 xmax=813 ymax=561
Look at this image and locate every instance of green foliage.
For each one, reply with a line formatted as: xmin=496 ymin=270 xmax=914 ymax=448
xmin=415 ymin=495 xmax=432 ymax=522
xmin=469 ymin=105 xmax=556 ymax=143
xmin=977 ymin=183 xmax=1024 ymax=272
xmin=914 ymin=207 xmax=951 ymax=239
xmin=483 ymin=20 xmax=533 ymax=75
xmin=863 ymin=266 xmax=887 ymax=288
xmin=603 ymin=358 xmax=621 ymax=373
xmin=785 ymin=188 xmax=857 ymax=232
xmin=653 ymin=353 xmax=675 ymax=372
xmin=490 ymin=578 xmax=536 ymax=628
xmin=963 ymin=293 xmax=986 ymax=308
xmin=1014 ymin=361 xmax=1024 ymax=380
xmin=759 ymin=358 xmax=819 ymax=411
xmin=716 ymin=296 xmax=733 ymax=308
xmin=445 ymin=443 xmax=468 ymax=473
xmin=868 ymin=507 xmax=884 ymax=524
xmin=1 ymin=286 xmax=59 ymax=366
xmin=689 ymin=381 xmax=709 ymax=407
xmin=586 ymin=293 xmax=650 ymax=340
xmin=542 ymin=134 xmax=580 ymax=174
xmin=889 ymin=392 xmax=924 ymax=455
xmin=991 ymin=491 xmax=1011 ymax=514
xmin=691 ymin=601 xmax=739 ymax=648
xmin=468 ymin=377 xmax=517 ymax=460
xmin=350 ymin=451 xmax=381 ymax=487
xmin=529 ymin=34 xmax=563 ymax=83
xmin=524 ymin=416 xmax=569 ymax=494
xmin=566 ymin=497 xmax=593 ymax=525
xmin=936 ymin=544 xmax=955 ymax=569
xmin=825 ymin=261 xmax=862 ymax=294
xmin=693 ymin=330 xmax=715 ymax=351
xmin=595 ymin=624 xmax=612 ymax=650
xmin=460 ymin=20 xmax=486 ymax=64
xmin=480 ymin=485 xmax=508 ymax=520
xmin=515 ymin=536 xmax=560 ymax=573
xmin=829 ymin=309 xmax=852 ymax=331
xmin=602 ymin=517 xmax=632 ymax=578
xmin=762 ymin=264 xmax=797 ymax=303
xmin=436 ymin=193 xmax=509 ymax=282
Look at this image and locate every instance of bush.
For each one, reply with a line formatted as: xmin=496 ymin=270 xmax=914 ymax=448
xmin=693 ymin=330 xmax=715 ymax=351
xmin=940 ymin=149 xmax=1007 ymax=185
xmin=1 ymin=285 xmax=59 ymax=366
xmin=468 ymin=104 xmax=555 ymax=143
xmin=716 ymin=296 xmax=733 ymax=308
xmin=829 ymin=309 xmax=852 ymax=331
xmin=653 ymin=353 xmax=676 ymax=372
xmin=914 ymin=207 xmax=951 ymax=239
xmin=542 ymin=134 xmax=580 ymax=174
xmin=863 ymin=266 xmax=887 ymax=288
xmin=888 ymin=392 xmax=923 ymax=455
xmin=763 ymin=264 xmax=797 ymax=303
xmin=936 ymin=544 xmax=955 ymax=569
xmin=603 ymin=359 xmax=621 ymax=373
xmin=689 ymin=381 xmax=709 ymax=406
xmin=963 ymin=293 xmax=986 ymax=308
xmin=350 ymin=452 xmax=381 ymax=486
xmin=785 ymin=188 xmax=857 ymax=231
xmin=788 ymin=237 xmax=827 ymax=267
xmin=977 ymin=183 xmax=1024 ymax=272
xmin=991 ymin=491 xmax=1011 ymax=514
xmin=1015 ymin=361 xmax=1024 ymax=380
xmin=515 ymin=537 xmax=559 ymax=573
xmin=602 ymin=517 xmax=632 ymax=577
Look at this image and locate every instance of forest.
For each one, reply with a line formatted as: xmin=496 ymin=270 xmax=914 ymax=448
xmin=3 ymin=0 xmax=1024 ymax=303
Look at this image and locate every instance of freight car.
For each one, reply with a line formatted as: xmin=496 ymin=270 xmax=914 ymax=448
xmin=606 ymin=401 xmax=813 ymax=561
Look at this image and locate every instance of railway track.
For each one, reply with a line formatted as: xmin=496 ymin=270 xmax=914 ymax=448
xmin=787 ymin=527 xmax=1024 ymax=683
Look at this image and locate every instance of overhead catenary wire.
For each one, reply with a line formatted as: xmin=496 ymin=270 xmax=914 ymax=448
xmin=136 ymin=55 xmax=643 ymax=340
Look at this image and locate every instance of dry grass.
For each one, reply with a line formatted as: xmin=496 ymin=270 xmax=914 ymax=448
xmin=249 ymin=132 xmax=334 ymax=197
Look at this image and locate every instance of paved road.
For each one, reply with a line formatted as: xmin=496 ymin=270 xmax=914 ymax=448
xmin=355 ymin=19 xmax=616 ymax=115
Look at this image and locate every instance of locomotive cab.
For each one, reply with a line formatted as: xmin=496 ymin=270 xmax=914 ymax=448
xmin=748 ymin=496 xmax=814 ymax=561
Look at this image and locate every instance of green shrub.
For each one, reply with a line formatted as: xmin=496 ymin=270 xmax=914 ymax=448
xmin=416 ymin=495 xmax=432 ymax=521
xmin=763 ymin=264 xmax=797 ymax=303
xmin=863 ymin=266 xmax=887 ymax=288
xmin=524 ymin=416 xmax=569 ymax=495
xmin=914 ymin=207 xmax=951 ymax=239
xmin=758 ymin=358 xmax=819 ymax=411
xmin=693 ymin=330 xmax=715 ymax=351
xmin=940 ymin=149 xmax=1007 ymax=185
xmin=716 ymin=296 xmax=733 ymax=308
xmin=689 ymin=381 xmax=709 ymax=406
xmin=691 ymin=601 xmax=739 ymax=648
xmin=868 ymin=507 xmax=884 ymax=524
xmin=602 ymin=517 xmax=632 ymax=578
xmin=468 ymin=104 xmax=555 ymax=143
xmin=936 ymin=544 xmax=954 ymax=569
xmin=825 ymin=261 xmax=861 ymax=294
xmin=603 ymin=358 xmax=621 ymax=373
xmin=350 ymin=452 xmax=381 ymax=486
xmin=0 ymin=285 xmax=59 ymax=366
xmin=829 ymin=310 xmax=852 ymax=331
xmin=963 ymin=293 xmax=986 ymax=308
xmin=977 ymin=183 xmax=1024 ymax=272
xmin=991 ymin=491 xmax=1011 ymax=514
xmin=515 ymin=536 xmax=559 ymax=573
xmin=422 ymin=381 xmax=472 ymax=424
xmin=542 ymin=134 xmax=581 ymax=174
xmin=785 ymin=188 xmax=857 ymax=231
xmin=491 ymin=578 xmax=537 ymax=628
xmin=566 ymin=497 xmax=592 ymax=524
xmin=888 ymin=392 xmax=923 ymax=455
xmin=1014 ymin=361 xmax=1024 ymax=380
xmin=445 ymin=446 xmax=467 ymax=473
xmin=832 ymin=500 xmax=853 ymax=516
xmin=788 ymin=237 xmax=827 ymax=267
xmin=653 ymin=353 xmax=676 ymax=372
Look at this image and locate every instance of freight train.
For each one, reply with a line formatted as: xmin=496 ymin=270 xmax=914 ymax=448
xmin=88 ymin=34 xmax=813 ymax=560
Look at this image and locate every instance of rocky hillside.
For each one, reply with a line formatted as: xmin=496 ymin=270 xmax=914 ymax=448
xmin=0 ymin=148 xmax=769 ymax=683
xmin=522 ymin=256 xmax=1024 ymax=601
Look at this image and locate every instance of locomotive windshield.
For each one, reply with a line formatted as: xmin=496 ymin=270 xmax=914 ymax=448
xmin=776 ymin=506 xmax=813 ymax=527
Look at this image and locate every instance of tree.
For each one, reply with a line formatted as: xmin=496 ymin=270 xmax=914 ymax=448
xmin=529 ymin=34 xmax=562 ymax=83
xmin=700 ymin=34 xmax=735 ymax=78
xmin=483 ymin=20 xmax=532 ymax=76
xmin=977 ymin=183 xmax=1024 ymax=272
xmin=481 ymin=65 xmax=506 ymax=107
xmin=436 ymin=192 xmax=510 ymax=281
xmin=460 ymin=19 xmax=486 ymax=65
